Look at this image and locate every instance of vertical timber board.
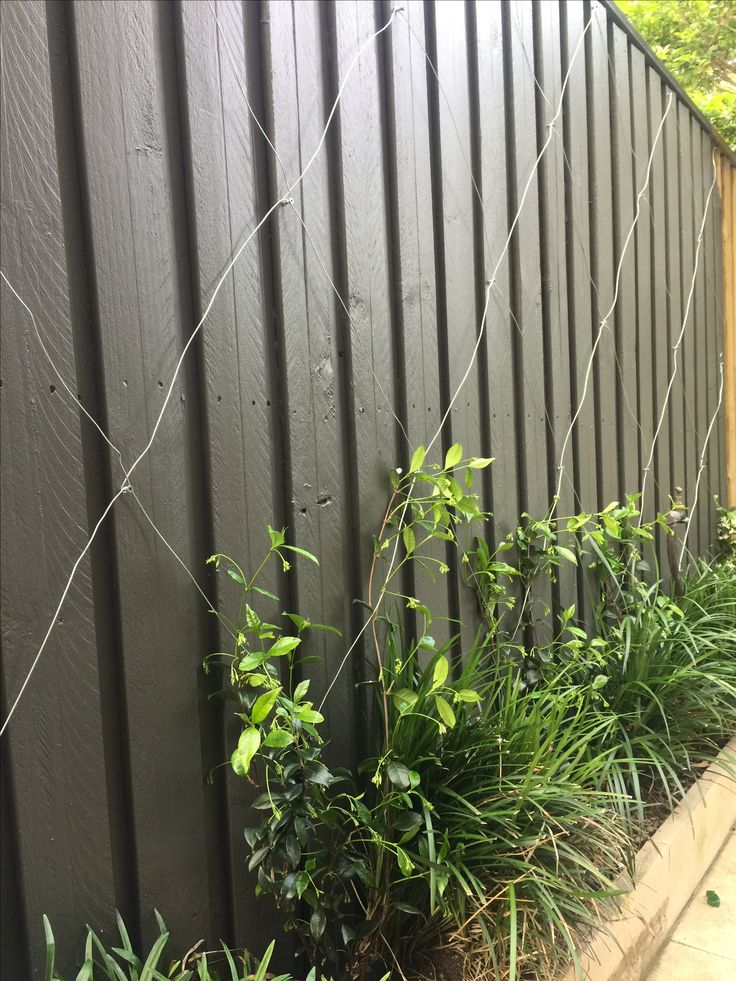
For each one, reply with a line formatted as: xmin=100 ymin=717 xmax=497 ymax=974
xmin=664 ymin=94 xmax=685 ymax=512
xmin=504 ymin=0 xmax=553 ymax=631
xmin=474 ymin=0 xmax=521 ymax=545
xmin=608 ymin=21 xmax=639 ymax=500
xmin=178 ymin=0 xmax=279 ymax=943
xmin=71 ymin=0 xmax=214 ymax=946
xmin=677 ymin=105 xmax=696 ymax=546
xmin=262 ymin=0 xmax=354 ymax=750
xmin=723 ymin=159 xmax=736 ymax=506
xmin=587 ymin=2 xmax=618 ymax=508
xmin=331 ymin=1 xmax=401 ymax=675
xmin=630 ymin=45 xmax=654 ymax=512
xmin=700 ymin=135 xmax=719 ymax=543
xmin=431 ymin=0 xmax=484 ymax=649
xmin=505 ymin=2 xmax=548 ymax=518
xmin=384 ymin=0 xmax=451 ymax=642
xmin=531 ymin=0 xmax=576 ymax=607
xmin=561 ymin=0 xmax=596 ymax=620
xmin=647 ymin=70 xmax=671 ymax=523
xmin=561 ymin=1 xmax=597 ymax=516
xmin=689 ymin=118 xmax=707 ymax=551
xmin=0 ymin=0 xmax=116 ymax=973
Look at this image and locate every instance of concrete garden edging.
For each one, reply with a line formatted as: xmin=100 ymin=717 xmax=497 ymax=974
xmin=561 ymin=735 xmax=736 ymax=981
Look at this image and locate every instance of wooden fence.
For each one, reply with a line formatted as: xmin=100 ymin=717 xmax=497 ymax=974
xmin=1 ymin=0 xmax=733 ymax=975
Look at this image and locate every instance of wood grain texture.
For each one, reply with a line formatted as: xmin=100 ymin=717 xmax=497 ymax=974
xmin=630 ymin=44 xmax=655 ymax=516
xmin=677 ymin=104 xmax=697 ymax=545
xmin=177 ymin=0 xmax=282 ymax=945
xmin=688 ymin=116 xmax=707 ymax=551
xmin=474 ymin=0 xmax=521 ymax=545
xmin=647 ymin=71 xmax=672 ymax=521
xmin=608 ymin=23 xmax=639 ymax=500
xmin=664 ymin=93 xmax=686 ymax=510
xmin=384 ymin=0 xmax=451 ymax=646
xmin=0 ymin=1 xmax=115 ymax=974
xmin=532 ymin=0 xmax=575 ymax=609
xmin=587 ymin=1 xmax=618 ymax=508
xmin=561 ymin=1 xmax=597 ymax=518
xmin=718 ymin=157 xmax=736 ymax=505
xmin=71 ymin=0 xmax=216 ymax=948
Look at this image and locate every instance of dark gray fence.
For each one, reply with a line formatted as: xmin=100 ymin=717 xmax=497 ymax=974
xmin=1 ymin=0 xmax=729 ymax=975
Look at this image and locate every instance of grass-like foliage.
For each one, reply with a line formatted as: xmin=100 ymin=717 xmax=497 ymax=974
xmin=373 ymin=630 xmax=629 ymax=980
xmin=41 ymin=910 xmax=296 ymax=981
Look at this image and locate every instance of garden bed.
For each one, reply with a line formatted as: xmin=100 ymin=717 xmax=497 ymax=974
xmin=561 ymin=735 xmax=736 ymax=981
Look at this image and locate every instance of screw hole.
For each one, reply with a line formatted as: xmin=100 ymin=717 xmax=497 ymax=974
xmin=49 ymin=384 xmax=56 ymax=393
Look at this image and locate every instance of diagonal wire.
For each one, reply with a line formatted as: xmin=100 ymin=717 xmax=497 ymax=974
xmin=0 ymin=3 xmax=404 ymax=736
xmin=639 ymin=148 xmax=719 ymax=524
xmin=0 ymin=271 xmax=237 ymax=642
xmin=207 ymin=0 xmax=409 ymax=446
xmin=678 ymin=359 xmax=725 ymax=567
xmin=319 ymin=9 xmax=591 ymax=709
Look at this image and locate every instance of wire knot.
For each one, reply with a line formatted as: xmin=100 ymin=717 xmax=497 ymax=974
xmin=279 ymin=196 xmax=294 ymax=208
xmin=120 ymin=478 xmax=134 ymax=495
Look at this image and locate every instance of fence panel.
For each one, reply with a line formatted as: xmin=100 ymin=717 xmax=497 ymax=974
xmin=1 ymin=1 xmax=732 ymax=975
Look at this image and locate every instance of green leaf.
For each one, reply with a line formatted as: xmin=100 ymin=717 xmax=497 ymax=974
xmin=387 ymin=760 xmax=412 ymax=789
xmin=296 ymin=706 xmax=324 ymax=724
xmin=409 ymin=445 xmax=427 ymax=473
xmin=251 ymin=585 xmax=279 ymax=601
xmin=43 ymin=915 xmax=55 ymax=981
xmin=592 ymin=675 xmax=609 ymax=691
xmin=402 ymin=525 xmax=416 ymax=555
xmin=234 ymin=727 xmax=261 ymax=776
xmin=227 ymin=568 xmax=245 ymax=585
xmin=239 ymin=652 xmax=265 ymax=671
xmin=293 ymin=679 xmax=310 ymax=702
xmin=310 ymin=909 xmax=326 ymax=942
xmin=468 ymin=456 xmax=494 ymax=468
xmin=555 ymin=545 xmax=578 ymax=565
xmin=263 ymin=729 xmax=293 ymax=748
xmin=392 ymin=688 xmax=419 ymax=711
xmin=444 ymin=443 xmax=463 ymax=469
xmin=267 ymin=526 xmax=285 ymax=548
xmin=254 ymin=940 xmax=275 ymax=981
xmin=396 ymin=846 xmax=415 ymax=877
xmin=706 ymin=890 xmax=721 ymax=908
xmin=282 ymin=544 xmax=320 ymax=565
xmin=251 ymin=688 xmax=281 ymax=723
xmin=434 ymin=695 xmax=456 ymax=728
xmin=431 ymin=655 xmax=449 ymax=691
xmin=455 ymin=688 xmax=481 ymax=703
xmin=267 ymin=636 xmax=301 ymax=657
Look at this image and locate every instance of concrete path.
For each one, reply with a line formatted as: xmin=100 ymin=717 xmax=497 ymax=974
xmin=647 ymin=825 xmax=736 ymax=979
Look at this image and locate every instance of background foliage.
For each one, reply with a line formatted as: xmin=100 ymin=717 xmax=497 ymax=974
xmin=617 ymin=1 xmax=736 ymax=148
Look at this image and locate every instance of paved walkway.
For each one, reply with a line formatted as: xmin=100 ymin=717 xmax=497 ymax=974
xmin=647 ymin=825 xmax=736 ymax=979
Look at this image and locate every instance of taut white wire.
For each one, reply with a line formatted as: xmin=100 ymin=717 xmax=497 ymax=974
xmin=677 ymin=358 xmax=725 ymax=566
xmin=423 ymin=11 xmax=590 ymax=455
xmin=552 ymin=91 xmax=674 ymax=508
xmin=639 ymin=148 xmax=719 ymax=523
xmin=0 ymin=273 xmax=237 ymax=644
xmin=319 ymin=10 xmax=591 ymax=709
xmin=0 ymin=5 xmax=403 ymax=736
xmin=206 ymin=0 xmax=409 ymax=445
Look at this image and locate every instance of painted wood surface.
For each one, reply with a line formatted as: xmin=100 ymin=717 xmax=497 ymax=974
xmin=0 ymin=1 xmax=730 ymax=975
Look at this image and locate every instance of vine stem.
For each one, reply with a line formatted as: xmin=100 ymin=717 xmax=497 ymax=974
xmin=367 ymin=486 xmax=400 ymax=761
